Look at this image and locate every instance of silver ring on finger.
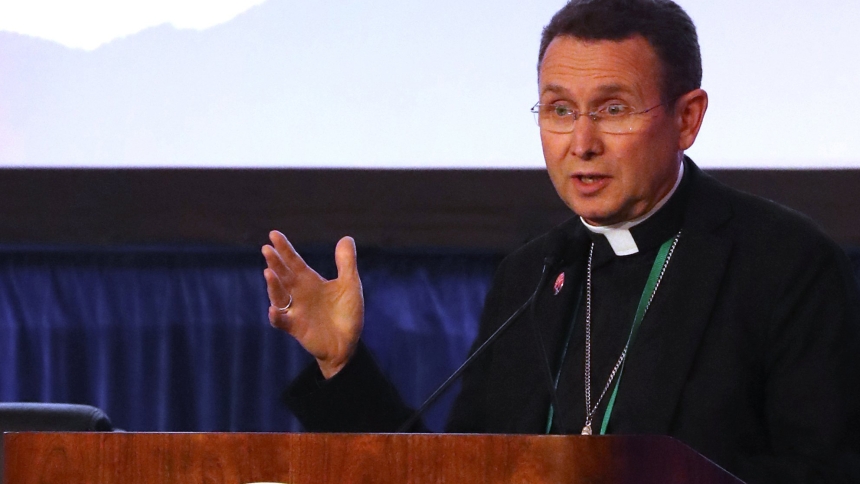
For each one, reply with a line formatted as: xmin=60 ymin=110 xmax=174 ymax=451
xmin=276 ymin=294 xmax=293 ymax=313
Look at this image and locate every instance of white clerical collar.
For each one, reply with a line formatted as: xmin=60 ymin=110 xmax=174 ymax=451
xmin=581 ymin=161 xmax=685 ymax=256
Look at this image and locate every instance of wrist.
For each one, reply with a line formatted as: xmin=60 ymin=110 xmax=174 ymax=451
xmin=317 ymin=359 xmax=348 ymax=379
xmin=317 ymin=344 xmax=357 ymax=379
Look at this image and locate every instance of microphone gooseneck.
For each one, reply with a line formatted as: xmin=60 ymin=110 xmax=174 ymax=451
xmin=396 ymin=229 xmax=570 ymax=433
xmin=529 ymin=227 xmax=569 ymax=432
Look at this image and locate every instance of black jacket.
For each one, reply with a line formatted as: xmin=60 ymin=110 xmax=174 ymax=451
xmin=287 ymin=160 xmax=860 ymax=484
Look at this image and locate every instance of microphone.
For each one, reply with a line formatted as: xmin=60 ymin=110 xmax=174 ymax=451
xmin=396 ymin=228 xmax=570 ymax=432
xmin=541 ymin=226 xmax=570 ymax=269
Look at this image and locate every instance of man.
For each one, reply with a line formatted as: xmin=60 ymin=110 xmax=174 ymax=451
xmin=262 ymin=0 xmax=860 ymax=482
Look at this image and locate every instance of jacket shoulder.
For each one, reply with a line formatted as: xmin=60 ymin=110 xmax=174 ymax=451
xmin=690 ymin=168 xmax=843 ymax=257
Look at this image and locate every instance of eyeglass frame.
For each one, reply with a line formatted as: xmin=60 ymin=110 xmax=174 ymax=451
xmin=529 ymin=99 xmax=674 ymax=134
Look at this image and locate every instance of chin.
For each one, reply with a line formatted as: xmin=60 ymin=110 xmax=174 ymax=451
xmin=575 ymin=211 xmax=611 ymax=226
xmin=569 ymin=196 xmax=637 ymax=226
xmin=569 ymin=203 xmax=615 ymax=226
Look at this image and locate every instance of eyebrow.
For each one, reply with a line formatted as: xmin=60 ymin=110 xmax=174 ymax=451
xmin=540 ymin=84 xmax=571 ymax=96
xmin=540 ymin=83 xmax=636 ymax=98
xmin=594 ymin=83 xmax=634 ymax=96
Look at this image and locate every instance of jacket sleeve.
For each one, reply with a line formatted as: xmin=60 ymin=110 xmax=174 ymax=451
xmin=739 ymin=244 xmax=860 ymax=483
xmin=283 ymin=341 xmax=423 ymax=432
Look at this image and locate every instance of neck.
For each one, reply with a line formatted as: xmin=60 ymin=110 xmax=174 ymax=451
xmin=581 ymin=160 xmax=685 ymax=256
xmin=583 ymin=160 xmax=684 ymax=232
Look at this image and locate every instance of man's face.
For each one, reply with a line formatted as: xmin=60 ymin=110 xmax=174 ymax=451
xmin=538 ymin=35 xmax=686 ymax=226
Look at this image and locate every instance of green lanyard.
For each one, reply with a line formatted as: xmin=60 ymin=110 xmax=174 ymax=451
xmin=545 ymin=235 xmax=677 ymax=435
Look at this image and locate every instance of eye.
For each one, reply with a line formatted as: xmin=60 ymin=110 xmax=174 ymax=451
xmin=552 ymin=105 xmax=574 ymax=117
xmin=603 ymin=103 xmax=631 ymax=116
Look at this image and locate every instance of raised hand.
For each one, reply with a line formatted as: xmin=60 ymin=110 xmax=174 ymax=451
xmin=262 ymin=231 xmax=364 ymax=379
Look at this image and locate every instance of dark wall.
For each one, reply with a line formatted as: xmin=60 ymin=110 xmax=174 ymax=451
xmin=1 ymin=168 xmax=857 ymax=250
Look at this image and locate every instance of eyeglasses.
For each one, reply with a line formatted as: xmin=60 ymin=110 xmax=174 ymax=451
xmin=530 ymin=101 xmax=669 ymax=134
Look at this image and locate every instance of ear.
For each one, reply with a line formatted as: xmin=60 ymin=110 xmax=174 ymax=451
xmin=674 ymin=88 xmax=708 ymax=151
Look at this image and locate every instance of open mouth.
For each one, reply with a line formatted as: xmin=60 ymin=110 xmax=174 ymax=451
xmin=577 ymin=175 xmax=606 ymax=184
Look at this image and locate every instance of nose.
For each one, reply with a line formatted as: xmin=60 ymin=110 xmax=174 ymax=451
xmin=569 ymin=116 xmax=603 ymax=161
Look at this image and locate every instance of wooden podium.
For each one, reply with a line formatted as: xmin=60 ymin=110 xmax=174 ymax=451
xmin=3 ymin=432 xmax=743 ymax=483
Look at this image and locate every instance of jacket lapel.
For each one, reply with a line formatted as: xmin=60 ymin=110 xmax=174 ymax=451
xmin=509 ymin=223 xmax=590 ymax=431
xmin=531 ymin=224 xmax=591 ymax=370
xmin=614 ymin=163 xmax=735 ymax=433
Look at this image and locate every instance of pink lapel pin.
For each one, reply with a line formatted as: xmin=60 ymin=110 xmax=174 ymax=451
xmin=553 ymin=272 xmax=565 ymax=295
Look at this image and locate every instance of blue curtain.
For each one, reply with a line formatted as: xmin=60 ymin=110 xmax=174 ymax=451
xmin=0 ymin=246 xmax=502 ymax=432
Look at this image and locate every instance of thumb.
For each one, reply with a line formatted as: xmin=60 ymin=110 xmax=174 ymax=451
xmin=334 ymin=236 xmax=360 ymax=282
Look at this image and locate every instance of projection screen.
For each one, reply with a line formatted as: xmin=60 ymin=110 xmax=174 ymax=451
xmin=1 ymin=0 xmax=858 ymax=169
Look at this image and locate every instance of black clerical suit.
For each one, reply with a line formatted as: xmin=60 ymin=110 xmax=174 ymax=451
xmin=286 ymin=159 xmax=860 ymax=484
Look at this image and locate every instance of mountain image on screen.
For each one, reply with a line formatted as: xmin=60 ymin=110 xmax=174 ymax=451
xmin=0 ymin=0 xmax=857 ymax=168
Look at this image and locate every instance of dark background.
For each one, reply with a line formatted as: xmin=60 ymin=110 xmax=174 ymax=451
xmin=1 ymin=168 xmax=858 ymax=249
xmin=0 ymin=168 xmax=857 ymax=433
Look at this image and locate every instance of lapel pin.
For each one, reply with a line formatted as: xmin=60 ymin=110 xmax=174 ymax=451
xmin=553 ymin=272 xmax=565 ymax=295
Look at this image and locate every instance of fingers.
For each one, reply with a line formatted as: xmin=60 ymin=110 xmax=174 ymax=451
xmin=264 ymin=268 xmax=294 ymax=330
xmin=268 ymin=304 xmax=292 ymax=332
xmin=269 ymin=230 xmax=308 ymax=269
xmin=335 ymin=236 xmax=360 ymax=283
xmin=262 ymin=244 xmax=294 ymax=281
xmin=262 ymin=231 xmax=313 ymax=329
xmin=263 ymin=267 xmax=291 ymax=309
